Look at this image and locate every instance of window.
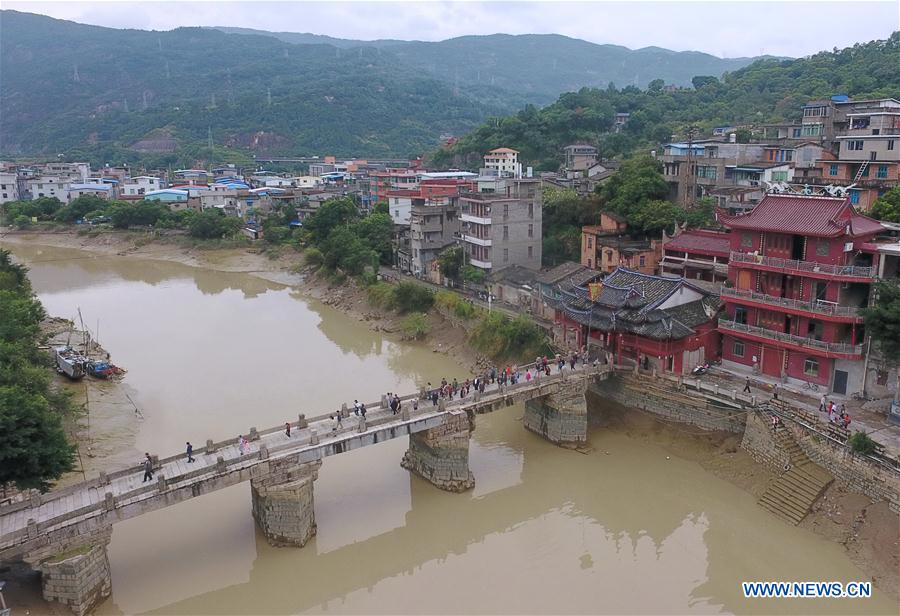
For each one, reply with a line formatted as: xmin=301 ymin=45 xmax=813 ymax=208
xmin=740 ymin=232 xmax=753 ymax=248
xmin=829 ymin=163 xmax=839 ymax=176
xmin=850 ymin=190 xmax=860 ymax=205
xmin=639 ymin=255 xmax=646 ymax=266
xmin=816 ymin=240 xmax=830 ymax=256
xmin=503 ymin=204 xmax=509 ymax=218
xmin=528 ymin=246 xmax=533 ymax=259
xmin=503 ymin=225 xmax=509 ymax=240
xmin=528 ymin=203 xmax=534 ymax=218
xmin=801 ymin=124 xmax=822 ymax=136
xmin=804 ymin=358 xmax=819 ymax=376
xmin=772 ymin=171 xmax=788 ymax=182
xmin=732 ymin=341 xmax=745 ymax=358
xmin=792 ymin=128 xmax=802 ymax=138
xmin=889 ymin=140 xmax=895 ymax=151
xmin=587 ymin=237 xmax=593 ymax=249
xmin=503 ymin=248 xmax=509 ymax=263
xmin=847 ymin=140 xmax=865 ymax=151
xmin=528 ymin=224 xmax=534 ymax=238
xmin=734 ymin=307 xmax=748 ymax=325
xmin=877 ymin=165 xmax=888 ymax=179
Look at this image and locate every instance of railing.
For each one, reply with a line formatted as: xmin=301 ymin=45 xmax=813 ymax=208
xmin=719 ymin=319 xmax=864 ymax=355
xmin=729 ymin=251 xmax=876 ymax=279
xmin=721 ymin=287 xmax=864 ymax=318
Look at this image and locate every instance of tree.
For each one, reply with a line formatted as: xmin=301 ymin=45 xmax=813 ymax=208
xmin=861 ymin=280 xmax=900 ymax=404
xmin=0 ymin=387 xmax=75 ymax=491
xmin=354 ymin=212 xmax=394 ymax=265
xmin=691 ymin=75 xmax=719 ymax=90
xmin=870 ymin=187 xmax=900 ymax=222
xmin=437 ymin=246 xmax=464 ymax=281
xmin=373 ymin=202 xmax=389 ymax=216
xmin=598 ymin=155 xmax=669 ymax=221
xmin=55 ymin=195 xmax=108 ymax=222
xmin=648 ymin=79 xmax=665 ymax=93
xmin=188 ymin=209 xmax=241 ymax=239
xmin=304 ymin=198 xmax=358 ymax=243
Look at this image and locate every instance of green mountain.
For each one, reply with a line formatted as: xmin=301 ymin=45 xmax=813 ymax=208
xmin=0 ymin=11 xmax=519 ymax=165
xmin=215 ymin=28 xmax=766 ymax=103
xmin=432 ymin=33 xmax=900 ymax=170
xmin=0 ymin=11 xmax=782 ymax=165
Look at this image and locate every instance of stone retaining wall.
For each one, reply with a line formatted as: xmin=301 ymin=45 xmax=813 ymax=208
xmin=741 ymin=410 xmax=791 ymax=471
xmin=788 ymin=423 xmax=900 ymax=513
xmin=591 ymin=374 xmax=747 ymax=434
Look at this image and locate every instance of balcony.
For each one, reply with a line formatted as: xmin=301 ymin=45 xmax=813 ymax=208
xmin=469 ymin=258 xmax=492 ymax=269
xmin=719 ymin=319 xmax=863 ymax=358
xmin=721 ymin=287 xmax=864 ymax=322
xmin=729 ymin=251 xmax=876 ymax=280
xmin=463 ymin=234 xmax=492 ymax=247
xmin=412 ymin=219 xmax=444 ymax=233
xmin=460 ymin=213 xmax=491 ymax=225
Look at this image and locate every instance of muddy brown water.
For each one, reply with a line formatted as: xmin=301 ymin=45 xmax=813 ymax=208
xmin=6 ymin=243 xmax=896 ymax=615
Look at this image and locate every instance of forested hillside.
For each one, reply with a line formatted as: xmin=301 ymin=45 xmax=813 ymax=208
xmin=432 ymin=33 xmax=900 ymax=170
xmin=0 ymin=11 xmax=514 ymax=166
xmin=217 ymin=28 xmax=763 ymax=102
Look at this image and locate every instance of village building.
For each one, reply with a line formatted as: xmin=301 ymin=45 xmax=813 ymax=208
xmin=0 ymin=172 xmax=19 ymax=203
xmin=580 ymin=212 xmax=660 ymax=274
xmin=483 ymin=147 xmax=523 ymax=178
xmin=542 ymin=267 xmax=722 ymax=374
xmin=459 ymin=175 xmax=542 ymax=273
xmin=660 ymin=229 xmax=730 ymax=283
xmin=718 ymin=193 xmax=884 ymax=395
xmin=121 ymin=176 xmax=163 ymax=198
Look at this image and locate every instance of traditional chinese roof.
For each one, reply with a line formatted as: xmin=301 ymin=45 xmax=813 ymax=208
xmin=718 ymin=194 xmax=883 ymax=238
xmin=544 ymin=267 xmax=721 ymax=341
xmin=664 ymin=230 xmax=730 ymax=258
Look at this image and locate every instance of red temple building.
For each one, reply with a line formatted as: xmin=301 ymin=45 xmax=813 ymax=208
xmin=542 ymin=267 xmax=722 ymax=375
xmin=718 ymin=193 xmax=884 ymax=395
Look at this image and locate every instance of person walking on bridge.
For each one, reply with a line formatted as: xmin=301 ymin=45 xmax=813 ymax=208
xmin=743 ymin=377 xmax=752 ymax=394
xmin=142 ymin=453 xmax=154 ymax=482
xmin=285 ymin=422 xmax=291 ymax=438
xmin=186 ymin=442 xmax=195 ymax=463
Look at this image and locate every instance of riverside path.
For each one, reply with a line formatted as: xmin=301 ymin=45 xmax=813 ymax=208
xmin=0 ymin=361 xmax=611 ymax=616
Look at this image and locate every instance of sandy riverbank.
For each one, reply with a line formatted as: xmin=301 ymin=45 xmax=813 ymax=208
xmin=2 ymin=228 xmax=898 ymax=606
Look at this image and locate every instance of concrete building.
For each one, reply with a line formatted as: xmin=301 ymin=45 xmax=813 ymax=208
xmin=68 ymin=183 xmax=114 ymax=201
xmin=483 ymin=148 xmax=522 ymax=178
xmin=562 ymin=144 xmax=598 ymax=172
xmin=0 ymin=172 xmax=19 ymax=203
xmin=660 ymin=140 xmax=770 ymax=206
xmin=718 ymin=193 xmax=884 ymax=395
xmin=26 ymin=176 xmax=70 ymax=201
xmin=121 ymin=176 xmax=162 ymax=197
xmin=459 ymin=176 xmax=542 ymax=273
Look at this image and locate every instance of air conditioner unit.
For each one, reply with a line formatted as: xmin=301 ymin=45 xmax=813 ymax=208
xmin=843 ymin=242 xmax=854 ymax=252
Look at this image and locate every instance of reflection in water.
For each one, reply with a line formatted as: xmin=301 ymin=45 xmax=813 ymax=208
xmin=7 ymin=243 xmax=895 ymax=616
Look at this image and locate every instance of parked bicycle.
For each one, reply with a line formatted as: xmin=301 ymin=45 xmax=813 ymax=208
xmin=803 ymin=380 xmax=819 ymax=392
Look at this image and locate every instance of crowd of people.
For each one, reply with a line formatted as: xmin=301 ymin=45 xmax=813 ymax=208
xmin=820 ymin=395 xmax=851 ymax=429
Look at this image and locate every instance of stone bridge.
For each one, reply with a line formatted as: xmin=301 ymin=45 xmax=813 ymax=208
xmin=0 ymin=362 xmax=611 ymax=615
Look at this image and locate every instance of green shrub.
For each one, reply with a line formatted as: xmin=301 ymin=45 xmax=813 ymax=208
xmin=848 ymin=431 xmax=877 ymax=455
xmin=304 ymin=247 xmax=324 ymax=268
xmin=392 ymin=282 xmax=434 ymax=314
xmin=367 ymin=282 xmax=396 ymax=309
xmin=402 ymin=313 xmax=431 ymax=340
xmin=470 ymin=312 xmax=549 ymax=360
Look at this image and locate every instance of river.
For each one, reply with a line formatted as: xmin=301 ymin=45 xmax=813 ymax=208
xmin=6 ymin=242 xmax=896 ymax=615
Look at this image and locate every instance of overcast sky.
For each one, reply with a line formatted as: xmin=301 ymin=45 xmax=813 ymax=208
xmin=4 ymin=1 xmax=899 ymax=58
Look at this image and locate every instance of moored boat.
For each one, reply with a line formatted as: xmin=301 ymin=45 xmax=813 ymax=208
xmin=54 ymin=346 xmax=88 ymax=379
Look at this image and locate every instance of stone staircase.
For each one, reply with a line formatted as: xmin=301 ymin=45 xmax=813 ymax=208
xmin=758 ymin=426 xmax=833 ymax=524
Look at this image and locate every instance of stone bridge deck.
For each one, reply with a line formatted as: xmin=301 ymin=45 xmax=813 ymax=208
xmin=0 ymin=362 xmax=610 ymax=562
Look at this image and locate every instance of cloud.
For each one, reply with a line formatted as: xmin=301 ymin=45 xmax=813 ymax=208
xmin=3 ymin=1 xmax=897 ymax=57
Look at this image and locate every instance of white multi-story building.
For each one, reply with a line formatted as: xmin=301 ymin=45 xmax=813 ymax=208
xmin=122 ymin=176 xmax=162 ymax=197
xmin=27 ymin=176 xmax=71 ymax=201
xmin=483 ymin=147 xmax=523 ymax=178
xmin=0 ymin=172 xmax=19 ymax=203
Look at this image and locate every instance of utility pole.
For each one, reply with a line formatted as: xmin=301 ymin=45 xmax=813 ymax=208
xmin=685 ymin=125 xmax=698 ymax=208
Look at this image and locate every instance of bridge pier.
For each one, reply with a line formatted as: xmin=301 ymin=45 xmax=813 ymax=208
xmin=401 ymin=410 xmax=475 ymax=492
xmin=251 ymin=461 xmax=321 ymax=547
xmin=25 ymin=528 xmax=112 ymax=616
xmin=523 ymin=384 xmax=588 ymax=445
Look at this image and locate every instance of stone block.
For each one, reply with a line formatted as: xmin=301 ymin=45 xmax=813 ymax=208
xmin=401 ymin=411 xmax=474 ymax=492
xmin=251 ymin=472 xmax=318 ymax=547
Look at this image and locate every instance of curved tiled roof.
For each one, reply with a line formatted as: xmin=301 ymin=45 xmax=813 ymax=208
xmin=718 ymin=194 xmax=883 ymax=238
